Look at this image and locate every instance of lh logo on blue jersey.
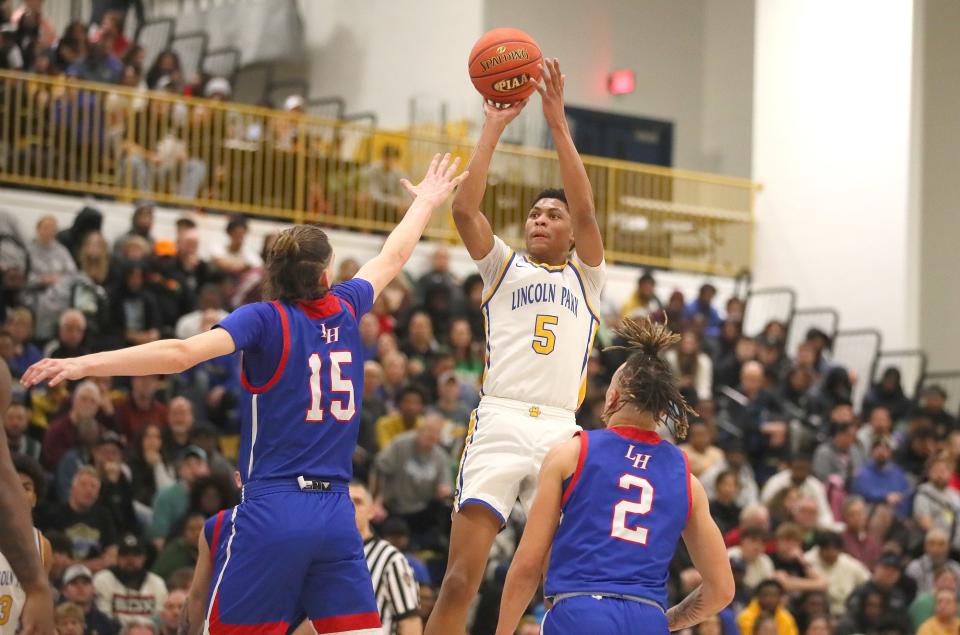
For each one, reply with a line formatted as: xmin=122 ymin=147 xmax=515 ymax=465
xmin=320 ymin=324 xmax=340 ymax=344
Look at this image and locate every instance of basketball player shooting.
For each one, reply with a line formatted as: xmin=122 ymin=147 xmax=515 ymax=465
xmin=494 ymin=319 xmax=735 ymax=635
xmin=425 ymin=58 xmax=606 ymax=635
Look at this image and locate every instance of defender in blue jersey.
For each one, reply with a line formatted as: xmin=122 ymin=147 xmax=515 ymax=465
xmin=494 ymin=319 xmax=735 ymax=635
xmin=22 ymin=153 xmax=469 ymax=635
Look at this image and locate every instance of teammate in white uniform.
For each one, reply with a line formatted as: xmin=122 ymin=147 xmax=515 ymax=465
xmin=0 ymin=455 xmax=53 ymax=635
xmin=425 ymin=59 xmax=606 ymax=635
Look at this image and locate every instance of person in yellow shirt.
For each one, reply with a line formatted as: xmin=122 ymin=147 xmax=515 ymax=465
xmin=738 ymin=579 xmax=799 ymax=635
xmin=375 ymin=385 xmax=426 ymax=450
xmin=918 ymin=589 xmax=960 ymax=635
xmin=619 ymin=271 xmax=661 ymax=320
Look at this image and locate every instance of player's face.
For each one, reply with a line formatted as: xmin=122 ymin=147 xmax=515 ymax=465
xmin=524 ymin=199 xmax=573 ymax=263
xmin=17 ymin=472 xmax=36 ymax=508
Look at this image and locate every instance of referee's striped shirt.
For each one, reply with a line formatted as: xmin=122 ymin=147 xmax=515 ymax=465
xmin=363 ymin=537 xmax=420 ymax=634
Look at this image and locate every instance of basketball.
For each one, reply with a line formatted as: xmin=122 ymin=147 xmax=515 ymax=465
xmin=468 ymin=28 xmax=542 ymax=104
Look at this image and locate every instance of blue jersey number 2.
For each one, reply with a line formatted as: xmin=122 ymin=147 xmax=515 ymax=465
xmin=610 ymin=473 xmax=654 ymax=545
xmin=305 ymin=351 xmax=356 ymax=422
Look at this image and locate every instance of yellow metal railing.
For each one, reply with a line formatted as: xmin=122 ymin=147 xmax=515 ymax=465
xmin=0 ymin=70 xmax=758 ymax=274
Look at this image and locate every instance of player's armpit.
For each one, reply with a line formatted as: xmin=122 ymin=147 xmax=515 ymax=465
xmin=667 ymin=476 xmax=735 ymax=631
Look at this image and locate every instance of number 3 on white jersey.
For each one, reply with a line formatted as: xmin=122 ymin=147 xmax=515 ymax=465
xmin=610 ymin=473 xmax=654 ymax=545
xmin=305 ymin=351 xmax=356 ymax=422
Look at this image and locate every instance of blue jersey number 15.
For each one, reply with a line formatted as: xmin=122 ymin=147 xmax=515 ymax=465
xmin=306 ymin=352 xmax=356 ymax=422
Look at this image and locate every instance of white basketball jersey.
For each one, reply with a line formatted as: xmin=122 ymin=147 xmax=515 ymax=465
xmin=476 ymin=236 xmax=605 ymax=411
xmin=0 ymin=529 xmax=43 ymax=635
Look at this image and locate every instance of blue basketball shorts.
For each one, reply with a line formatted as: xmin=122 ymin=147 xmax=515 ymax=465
xmin=543 ymin=595 xmax=668 ymax=635
xmin=205 ymin=480 xmax=381 ymax=634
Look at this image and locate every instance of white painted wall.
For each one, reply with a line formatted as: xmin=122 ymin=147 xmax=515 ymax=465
xmin=918 ymin=0 xmax=960 ymax=370
xmin=294 ymin=0 xmax=484 ymax=129
xmin=751 ymin=0 xmax=920 ymax=348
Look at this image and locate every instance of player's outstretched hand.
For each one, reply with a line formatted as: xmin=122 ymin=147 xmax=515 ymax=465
xmin=19 ymin=585 xmax=56 ymax=635
xmin=536 ymin=58 xmax=567 ymax=128
xmin=400 ymin=152 xmax=469 ymax=206
xmin=20 ymin=357 xmax=87 ymax=388
xmin=483 ymin=98 xmax=528 ymax=127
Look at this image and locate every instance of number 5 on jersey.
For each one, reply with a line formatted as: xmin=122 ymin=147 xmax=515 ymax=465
xmin=532 ymin=314 xmax=559 ymax=355
xmin=306 ymin=352 xmax=356 ymax=422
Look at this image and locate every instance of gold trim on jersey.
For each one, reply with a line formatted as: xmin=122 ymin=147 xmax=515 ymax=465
xmin=481 ymin=251 xmax=516 ymax=307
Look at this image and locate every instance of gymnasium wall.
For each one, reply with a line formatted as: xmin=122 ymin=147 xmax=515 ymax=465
xmin=294 ymin=0 xmax=755 ymax=177
xmin=751 ymin=0 xmax=921 ymax=350
xmin=918 ymin=0 xmax=960 ymax=369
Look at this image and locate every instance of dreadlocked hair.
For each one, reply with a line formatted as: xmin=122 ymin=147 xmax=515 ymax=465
xmin=603 ymin=317 xmax=698 ymax=440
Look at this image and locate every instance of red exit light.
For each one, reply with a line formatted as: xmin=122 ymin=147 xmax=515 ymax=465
xmin=607 ymin=69 xmax=635 ymax=95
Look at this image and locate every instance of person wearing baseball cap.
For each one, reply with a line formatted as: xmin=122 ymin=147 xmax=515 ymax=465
xmin=92 ymin=533 xmax=168 ymax=626
xmin=60 ymin=563 xmax=119 ymax=634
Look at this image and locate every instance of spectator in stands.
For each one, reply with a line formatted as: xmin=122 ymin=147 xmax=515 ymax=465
xmin=41 ymin=465 xmax=118 ymax=572
xmin=27 ymin=215 xmax=77 ymax=297
xmin=812 ymin=422 xmax=866 ymax=484
xmin=895 ymin=423 xmax=937 ymax=479
xmin=863 ymin=367 xmax=913 ymax=422
xmin=190 ymin=424 xmax=232 ymax=483
xmin=846 ymin=554 xmax=916 ymax=625
xmin=203 ymin=77 xmax=231 ymax=101
xmin=148 ymin=446 xmax=208 ymax=544
xmin=905 ymin=529 xmax=960 ymax=595
xmin=151 ymin=513 xmax=202 ymax=582
xmin=680 ymin=421 xmax=724 ymax=477
xmin=10 ymin=0 xmax=55 ymax=48
xmin=914 ymin=455 xmax=960 ymax=547
xmin=684 ymin=283 xmax=722 ymax=337
xmin=114 ymin=375 xmax=167 ymax=440
xmin=37 ymin=231 xmax=111 ymax=346
xmin=90 ymin=431 xmax=137 ymax=535
xmin=361 ymin=144 xmax=409 ymax=220
xmin=840 ymin=495 xmax=883 ymax=570
xmin=738 ymin=579 xmax=798 ymax=635
xmin=128 ymin=423 xmax=174 ymax=510
xmin=43 ymin=380 xmax=103 ymax=468
xmin=916 ymin=589 xmax=960 ymax=635
xmin=416 ymin=244 xmax=458 ymax=303
xmin=910 ymin=569 xmax=960 ymax=631
xmin=665 ymin=331 xmax=713 ymax=405
xmin=54 ymin=20 xmax=88 ymax=71
xmin=145 ymin=50 xmax=181 ymax=91
xmin=859 ymin=405 xmax=894 ymax=452
xmin=708 ymin=469 xmax=742 ymax=535
xmin=96 ymin=10 xmax=130 ymax=58
xmin=44 ymin=309 xmax=90 ymax=358
xmin=700 ymin=441 xmax=759 ymax=508
xmin=806 ymin=530 xmax=871 ymax=617
xmin=447 ymin=318 xmax=482 ymax=387
xmin=94 ymin=533 xmax=168 ymax=626
xmin=113 ymin=201 xmax=154 ymax=254
xmin=5 ymin=402 xmax=40 ymax=460
xmin=54 ymin=601 xmax=87 ymax=635
xmin=811 ymin=366 xmax=854 ymax=419
xmin=157 ymin=589 xmax=186 ymax=635
xmin=110 ymin=259 xmax=162 ymax=347
xmin=67 ymin=26 xmax=123 ymax=83
xmin=714 ymin=336 xmax=756 ymax=395
xmin=434 ymin=370 xmax=471 ymax=436
xmin=836 ymin=588 xmax=894 ymax=635
xmin=374 ymin=413 xmax=452 ymax=548
xmin=917 ymin=385 xmax=958 ymax=439
xmin=401 ymin=310 xmax=439 ymax=369
xmin=851 ymin=437 xmax=911 ymax=511
xmin=160 ymin=397 xmax=194 ymax=460
xmin=761 ymin=452 xmax=838 ymax=531
xmin=727 ymin=526 xmax=773 ymax=591
xmin=0 ymin=22 xmax=23 ymax=70
xmin=5 ymin=306 xmax=41 ymax=376
xmin=620 ymin=271 xmax=661 ymax=320
xmin=91 ymin=0 xmax=145 ymax=33
xmin=60 ymin=564 xmax=120 ymax=635
xmin=172 ymin=223 xmax=210 ymax=299
xmin=210 ymin=215 xmax=261 ymax=282
xmin=781 ymin=365 xmax=817 ymax=424
xmin=769 ymin=522 xmax=827 ymax=594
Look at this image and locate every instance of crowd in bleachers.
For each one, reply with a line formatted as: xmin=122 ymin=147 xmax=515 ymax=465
xmin=1 ymin=199 xmax=959 ymax=635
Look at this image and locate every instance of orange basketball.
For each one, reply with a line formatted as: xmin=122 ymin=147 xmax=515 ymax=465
xmin=468 ymin=28 xmax=542 ymax=104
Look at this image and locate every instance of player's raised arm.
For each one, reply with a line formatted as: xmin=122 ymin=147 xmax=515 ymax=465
xmin=356 ymin=152 xmax=468 ymax=299
xmin=667 ymin=476 xmax=736 ymax=631
xmin=0 ymin=361 xmax=55 ymax=634
xmin=451 ymin=100 xmax=527 ymax=259
xmin=493 ymin=438 xmax=579 ymax=635
xmin=537 ymin=58 xmax=603 ymax=267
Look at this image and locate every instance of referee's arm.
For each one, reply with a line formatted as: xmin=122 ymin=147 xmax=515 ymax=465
xmin=385 ymin=553 xmax=421 ymax=635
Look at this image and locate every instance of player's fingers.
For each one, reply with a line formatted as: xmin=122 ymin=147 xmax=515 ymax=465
xmin=436 ymin=152 xmax=451 ymax=177
xmin=534 ymin=81 xmax=546 ymax=97
xmin=444 ymin=156 xmax=461 ymax=180
xmin=50 ymin=371 xmax=68 ymax=388
xmin=427 ymin=153 xmax=441 ymax=176
xmin=551 ymin=59 xmax=562 ymax=90
xmin=539 ymin=62 xmax=550 ymax=84
xmin=399 ymin=178 xmax=415 ymax=197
